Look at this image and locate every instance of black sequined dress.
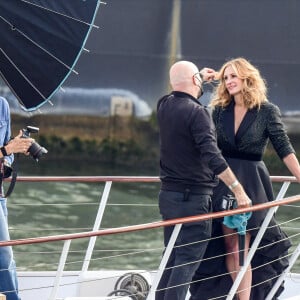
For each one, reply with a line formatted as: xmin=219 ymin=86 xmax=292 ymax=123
xmin=190 ymin=101 xmax=294 ymax=300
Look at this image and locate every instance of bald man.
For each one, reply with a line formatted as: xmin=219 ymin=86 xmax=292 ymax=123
xmin=156 ymin=61 xmax=251 ymax=300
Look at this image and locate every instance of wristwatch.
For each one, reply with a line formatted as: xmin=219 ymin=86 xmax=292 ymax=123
xmin=228 ymin=180 xmax=239 ymax=190
xmin=0 ymin=146 xmax=7 ymax=157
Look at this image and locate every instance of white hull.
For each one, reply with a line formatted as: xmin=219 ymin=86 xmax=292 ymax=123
xmin=18 ymin=270 xmax=152 ymax=300
xmin=17 ymin=270 xmax=300 ymax=300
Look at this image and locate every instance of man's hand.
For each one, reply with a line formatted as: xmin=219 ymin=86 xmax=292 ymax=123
xmin=199 ymin=67 xmax=217 ymax=82
xmin=232 ymin=185 xmax=252 ymax=208
xmin=218 ymin=167 xmax=252 ymax=208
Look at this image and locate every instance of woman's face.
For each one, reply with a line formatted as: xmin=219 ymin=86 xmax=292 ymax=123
xmin=223 ymin=65 xmax=243 ymax=96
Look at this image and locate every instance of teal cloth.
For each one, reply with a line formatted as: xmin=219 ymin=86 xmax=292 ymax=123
xmin=223 ymin=212 xmax=252 ymax=235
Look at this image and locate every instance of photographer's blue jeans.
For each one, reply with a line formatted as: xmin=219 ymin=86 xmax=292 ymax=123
xmin=0 ymin=198 xmax=20 ymax=300
xmin=156 ymin=190 xmax=212 ymax=300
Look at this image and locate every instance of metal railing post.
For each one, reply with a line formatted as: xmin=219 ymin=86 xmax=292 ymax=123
xmin=81 ymin=181 xmax=112 ymax=272
xmin=146 ymin=224 xmax=182 ymax=300
xmin=48 ymin=239 xmax=72 ymax=300
xmin=226 ymin=181 xmax=291 ymax=300
xmin=266 ymin=243 xmax=300 ymax=300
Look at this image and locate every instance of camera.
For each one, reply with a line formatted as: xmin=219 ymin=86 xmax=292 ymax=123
xmin=22 ymin=126 xmax=48 ymax=161
xmin=220 ymin=194 xmax=237 ymax=211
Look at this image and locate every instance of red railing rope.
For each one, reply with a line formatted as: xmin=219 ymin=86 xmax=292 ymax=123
xmin=4 ymin=175 xmax=298 ymax=183
xmin=0 ymin=193 xmax=299 ymax=247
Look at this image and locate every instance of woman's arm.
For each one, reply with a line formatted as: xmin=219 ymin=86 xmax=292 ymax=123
xmin=283 ymin=153 xmax=300 ymax=182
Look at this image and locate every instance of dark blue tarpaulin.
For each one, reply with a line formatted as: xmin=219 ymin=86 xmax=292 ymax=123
xmin=0 ymin=0 xmax=101 ymax=111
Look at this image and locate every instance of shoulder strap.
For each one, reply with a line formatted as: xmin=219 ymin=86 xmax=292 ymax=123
xmin=0 ymin=159 xmax=18 ymax=198
xmin=4 ymin=166 xmax=17 ymax=198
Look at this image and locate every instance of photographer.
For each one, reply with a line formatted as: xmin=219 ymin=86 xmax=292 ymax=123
xmin=0 ymin=96 xmax=33 ymax=300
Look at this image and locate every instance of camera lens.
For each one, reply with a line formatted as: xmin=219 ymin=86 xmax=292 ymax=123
xmin=28 ymin=142 xmax=48 ymax=161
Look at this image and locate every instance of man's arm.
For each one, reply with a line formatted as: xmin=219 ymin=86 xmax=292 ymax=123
xmin=218 ymin=167 xmax=252 ymax=208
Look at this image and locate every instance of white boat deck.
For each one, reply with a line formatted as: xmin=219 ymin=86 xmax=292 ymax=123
xmin=1 ymin=176 xmax=299 ymax=299
xmin=17 ymin=270 xmax=300 ymax=300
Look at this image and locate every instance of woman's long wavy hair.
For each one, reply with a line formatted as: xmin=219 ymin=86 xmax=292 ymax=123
xmin=210 ymin=57 xmax=268 ymax=109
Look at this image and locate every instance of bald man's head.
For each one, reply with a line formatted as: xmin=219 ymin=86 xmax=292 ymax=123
xmin=169 ymin=61 xmax=201 ymax=98
xmin=170 ymin=61 xmax=198 ymax=87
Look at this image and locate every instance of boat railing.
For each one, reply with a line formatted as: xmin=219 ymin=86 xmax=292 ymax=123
xmin=2 ymin=175 xmax=300 ymax=300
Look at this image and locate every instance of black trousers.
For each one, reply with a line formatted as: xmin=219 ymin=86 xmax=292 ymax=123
xmin=155 ymin=190 xmax=212 ymax=300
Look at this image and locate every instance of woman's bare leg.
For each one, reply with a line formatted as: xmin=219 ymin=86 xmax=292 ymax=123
xmin=223 ymin=225 xmax=252 ymax=300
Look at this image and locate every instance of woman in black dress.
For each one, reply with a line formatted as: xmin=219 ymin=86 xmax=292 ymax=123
xmin=190 ymin=57 xmax=300 ymax=300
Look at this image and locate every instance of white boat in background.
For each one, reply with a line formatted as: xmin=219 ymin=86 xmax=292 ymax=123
xmin=0 ymin=176 xmax=299 ymax=300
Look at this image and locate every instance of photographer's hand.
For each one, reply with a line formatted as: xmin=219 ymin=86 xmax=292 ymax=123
xmin=4 ymin=130 xmax=34 ymax=155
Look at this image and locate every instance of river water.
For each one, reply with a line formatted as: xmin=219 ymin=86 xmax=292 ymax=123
xmin=5 ymin=172 xmax=300 ymax=274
